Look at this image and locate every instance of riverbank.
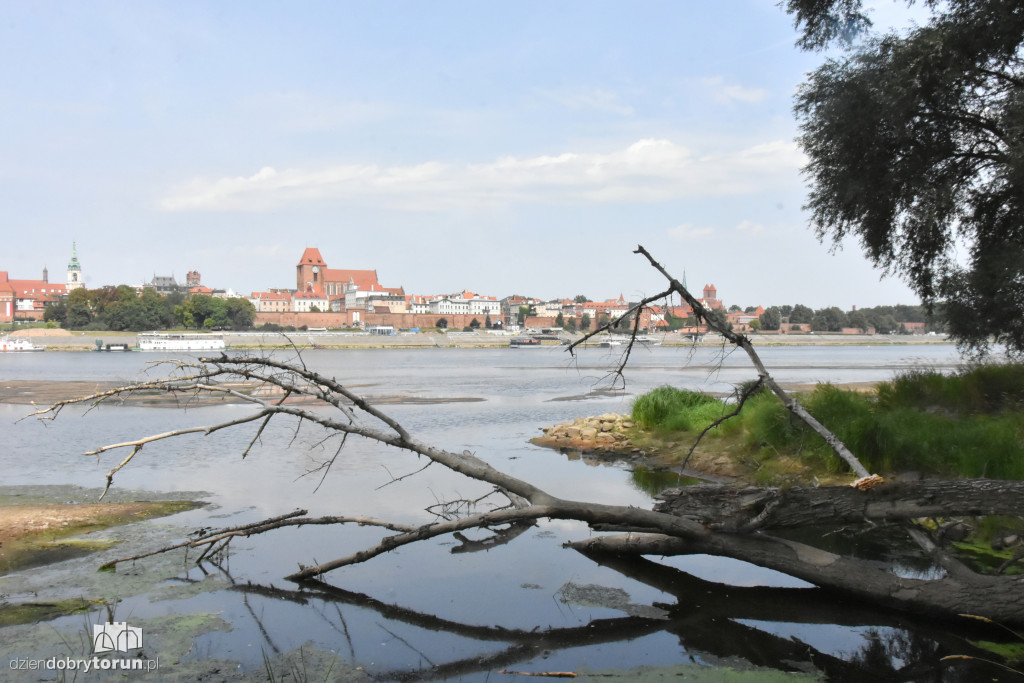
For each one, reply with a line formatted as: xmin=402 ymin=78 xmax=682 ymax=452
xmin=3 ymin=327 xmax=953 ymax=350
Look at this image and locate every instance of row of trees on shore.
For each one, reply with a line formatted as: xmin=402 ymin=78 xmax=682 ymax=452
xmin=661 ymin=302 xmax=941 ymax=335
xmin=36 ymin=286 xmax=937 ymax=336
xmin=42 ymin=286 xmax=255 ymax=332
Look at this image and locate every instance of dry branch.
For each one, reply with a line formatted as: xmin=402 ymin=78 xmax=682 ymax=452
xmin=33 ymin=247 xmax=1024 ymax=628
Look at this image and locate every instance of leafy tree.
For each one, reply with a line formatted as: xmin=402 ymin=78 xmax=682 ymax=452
xmin=789 ymin=304 xmax=814 ymax=324
xmin=759 ymin=306 xmax=782 ymax=331
xmin=778 ymin=304 xmax=794 ymax=318
xmin=469 ymin=318 xmax=480 ymax=329
xmin=565 ymin=317 xmax=577 ymax=332
xmin=573 ymin=295 xmax=590 ymax=303
xmin=555 ymin=312 xmax=565 ymax=327
xmin=848 ymin=310 xmax=870 ymax=332
xmin=744 ymin=306 xmax=758 ymax=315
xmin=728 ymin=304 xmax=742 ymax=313
xmin=436 ymin=318 xmax=448 ymax=329
xmin=517 ymin=306 xmax=531 ymax=326
xmin=66 ymin=303 xmax=93 ymax=329
xmin=749 ymin=319 xmax=762 ymax=332
xmin=43 ymin=300 xmax=67 ymax=326
xmin=580 ymin=313 xmax=591 ymax=331
xmin=812 ymin=306 xmax=849 ymax=332
xmin=225 ymin=298 xmax=255 ymax=330
xmin=485 ymin=314 xmax=492 ymax=329
xmin=789 ymin=0 xmax=1024 ymax=354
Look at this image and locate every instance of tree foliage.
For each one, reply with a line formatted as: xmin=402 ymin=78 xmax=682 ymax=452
xmin=175 ymin=294 xmax=254 ymax=330
xmin=44 ymin=287 xmax=254 ymax=331
xmin=791 ymin=0 xmax=1024 ymax=354
xmin=789 ymin=304 xmax=814 ymax=324
xmin=759 ymin=306 xmax=782 ymax=331
xmin=812 ymin=306 xmax=849 ymax=332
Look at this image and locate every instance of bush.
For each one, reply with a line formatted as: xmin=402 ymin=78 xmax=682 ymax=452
xmin=878 ymin=364 xmax=1024 ymax=415
xmin=748 ymin=371 xmax=1024 ymax=478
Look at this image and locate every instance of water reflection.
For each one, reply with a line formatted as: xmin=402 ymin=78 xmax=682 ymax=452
xmin=175 ymin=551 xmax=1005 ymax=681
xmin=630 ymin=465 xmax=703 ymax=496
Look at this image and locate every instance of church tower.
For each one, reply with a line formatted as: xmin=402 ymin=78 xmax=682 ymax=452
xmin=66 ymin=242 xmax=84 ymax=291
xmin=296 ymin=247 xmax=327 ymax=291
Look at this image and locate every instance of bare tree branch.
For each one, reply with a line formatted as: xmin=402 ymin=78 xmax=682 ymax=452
xmin=632 ymin=244 xmax=871 ymax=478
xmin=35 ymin=248 xmax=1024 ymax=628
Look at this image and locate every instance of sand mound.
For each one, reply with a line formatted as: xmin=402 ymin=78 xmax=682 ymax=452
xmin=10 ymin=328 xmax=72 ymax=337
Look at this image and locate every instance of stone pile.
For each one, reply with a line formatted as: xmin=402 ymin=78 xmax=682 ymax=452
xmin=533 ymin=413 xmax=636 ymax=453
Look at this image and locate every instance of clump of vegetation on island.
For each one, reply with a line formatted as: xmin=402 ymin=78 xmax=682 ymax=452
xmin=631 ymin=363 xmax=1024 ymax=483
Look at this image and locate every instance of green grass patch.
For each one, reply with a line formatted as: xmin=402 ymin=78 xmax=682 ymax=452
xmin=631 ymin=386 xmax=737 ymax=435
xmin=630 ymin=363 xmax=1024 ymax=480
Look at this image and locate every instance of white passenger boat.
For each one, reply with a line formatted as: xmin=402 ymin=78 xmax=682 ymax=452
xmin=137 ymin=332 xmax=226 ymax=351
xmin=0 ymin=336 xmax=45 ymax=352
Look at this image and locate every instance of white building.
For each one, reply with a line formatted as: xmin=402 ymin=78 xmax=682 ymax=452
xmin=292 ymin=290 xmax=329 ymax=313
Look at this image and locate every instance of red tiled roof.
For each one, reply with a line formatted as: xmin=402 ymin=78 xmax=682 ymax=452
xmin=251 ymin=291 xmax=290 ymax=301
xmin=7 ymin=279 xmax=68 ymax=297
xmin=297 ymin=248 xmax=326 ymax=267
xmin=325 ymin=268 xmax=380 ymax=291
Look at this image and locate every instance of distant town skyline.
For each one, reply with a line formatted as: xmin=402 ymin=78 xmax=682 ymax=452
xmin=3 ymin=2 xmax=929 ymax=309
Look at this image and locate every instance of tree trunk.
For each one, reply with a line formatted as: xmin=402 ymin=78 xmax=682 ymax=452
xmin=653 ymin=479 xmax=1024 ymax=531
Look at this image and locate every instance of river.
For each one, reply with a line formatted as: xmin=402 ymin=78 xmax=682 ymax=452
xmin=0 ymin=344 xmax=992 ymax=681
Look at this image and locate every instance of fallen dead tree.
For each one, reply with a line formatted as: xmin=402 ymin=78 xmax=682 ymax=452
xmin=26 ymin=246 xmax=1024 ymax=630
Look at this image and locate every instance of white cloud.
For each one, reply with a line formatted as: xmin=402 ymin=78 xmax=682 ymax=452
xmin=161 ymin=138 xmax=804 ymax=212
xmin=667 ymin=223 xmax=715 ymax=241
xmin=704 ymin=76 xmax=769 ymax=104
xmin=736 ymin=220 xmax=765 ymax=233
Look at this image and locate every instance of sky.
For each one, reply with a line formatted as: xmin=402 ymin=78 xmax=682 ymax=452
xmin=2 ymin=1 xmax=929 ymax=309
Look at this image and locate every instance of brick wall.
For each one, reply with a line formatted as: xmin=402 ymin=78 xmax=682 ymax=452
xmin=255 ymin=311 xmax=499 ymax=330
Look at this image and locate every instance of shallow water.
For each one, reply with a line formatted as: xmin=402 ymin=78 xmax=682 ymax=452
xmin=0 ymin=344 xmax=999 ymax=680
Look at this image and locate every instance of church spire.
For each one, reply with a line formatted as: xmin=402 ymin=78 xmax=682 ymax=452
xmin=66 ymin=242 xmax=84 ymax=290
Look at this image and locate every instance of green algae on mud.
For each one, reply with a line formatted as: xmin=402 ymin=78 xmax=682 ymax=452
xmin=0 ymin=499 xmax=204 ymax=575
xmin=0 ymin=598 xmax=94 ymax=628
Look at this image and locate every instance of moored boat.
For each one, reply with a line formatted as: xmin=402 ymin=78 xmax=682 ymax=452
xmin=0 ymin=336 xmax=45 ymax=352
xmin=137 ymin=332 xmax=226 ymax=351
xmin=509 ymin=337 xmax=541 ymax=347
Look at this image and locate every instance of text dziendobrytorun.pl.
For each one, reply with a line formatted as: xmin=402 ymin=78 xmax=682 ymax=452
xmin=10 ymin=656 xmax=160 ymax=673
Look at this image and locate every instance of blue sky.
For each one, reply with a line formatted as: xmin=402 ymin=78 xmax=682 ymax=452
xmin=2 ymin=1 xmax=925 ymax=308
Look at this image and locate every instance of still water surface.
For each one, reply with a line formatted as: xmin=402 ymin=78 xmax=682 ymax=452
xmin=0 ymin=344 xmax=989 ymax=680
